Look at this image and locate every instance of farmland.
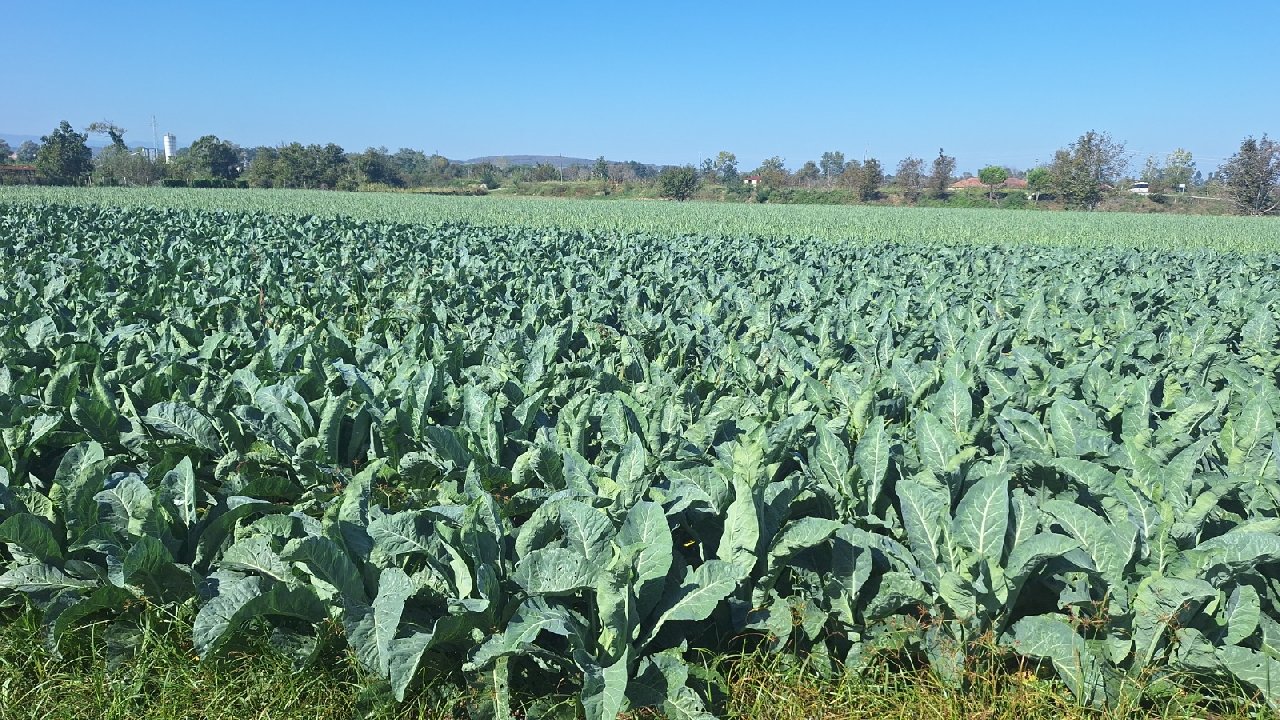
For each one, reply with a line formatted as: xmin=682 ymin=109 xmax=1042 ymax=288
xmin=2 ymin=189 xmax=1280 ymax=718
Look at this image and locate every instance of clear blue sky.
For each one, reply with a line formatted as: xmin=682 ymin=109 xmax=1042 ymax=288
xmin=7 ymin=1 xmax=1277 ymax=174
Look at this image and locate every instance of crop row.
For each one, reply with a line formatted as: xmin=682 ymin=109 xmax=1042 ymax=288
xmin=2 ymin=185 xmax=1279 ymax=251
xmin=1 ymin=202 xmax=1280 ymax=716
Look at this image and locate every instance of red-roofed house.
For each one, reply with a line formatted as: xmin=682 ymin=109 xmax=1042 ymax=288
xmin=948 ymin=177 xmax=984 ymax=190
xmin=0 ymin=165 xmax=37 ymax=184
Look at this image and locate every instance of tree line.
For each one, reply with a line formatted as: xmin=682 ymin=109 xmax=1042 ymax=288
xmin=5 ymin=121 xmax=1278 ymax=215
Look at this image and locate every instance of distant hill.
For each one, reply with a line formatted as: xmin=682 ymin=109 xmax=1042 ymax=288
xmin=1 ymin=133 xmax=44 ymax=148
xmin=2 ymin=132 xmax=131 ymax=151
xmin=461 ymin=155 xmax=596 ymax=169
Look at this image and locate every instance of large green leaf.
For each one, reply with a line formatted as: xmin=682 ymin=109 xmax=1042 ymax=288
xmin=466 ymin=598 xmax=573 ymax=670
xmin=0 ymin=514 xmax=63 ymax=564
xmin=345 ymin=567 xmax=414 ymax=676
xmin=283 ymin=535 xmax=367 ymax=604
xmin=853 ymin=416 xmax=890 ymax=514
xmin=193 ymin=576 xmax=325 ymax=659
xmin=717 ymin=476 xmax=761 ymax=582
xmin=141 ymin=402 xmax=222 ymax=454
xmin=556 ymin=500 xmax=615 ymax=560
xmin=640 ymin=559 xmax=737 ymax=648
xmin=610 ymin=433 xmax=649 ymax=510
xmin=1010 ymin=615 xmax=1111 ymax=707
xmin=1221 ymin=645 xmax=1280 ymax=709
xmin=94 ymin=475 xmax=154 ymax=537
xmin=951 ymin=472 xmax=1009 ymax=561
xmin=513 ymin=547 xmax=600 ymax=596
xmin=618 ymin=501 xmax=673 ymax=619
xmin=1131 ymin=577 xmax=1216 ymax=669
xmin=0 ymin=563 xmax=95 ymax=595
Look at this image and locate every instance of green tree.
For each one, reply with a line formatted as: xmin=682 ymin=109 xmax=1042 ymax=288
xmin=86 ymin=121 xmax=127 ymax=151
xmin=820 ymin=151 xmax=845 ymax=187
xmin=754 ymin=156 xmax=788 ymax=188
xmin=188 ymin=135 xmax=242 ymax=180
xmin=389 ymin=148 xmax=432 ymax=185
xmin=627 ymin=160 xmax=653 ymax=180
xmin=1164 ymin=148 xmax=1195 ymax=193
xmin=711 ymin=151 xmax=738 ymax=184
xmin=35 ymin=121 xmax=93 ymax=185
xmin=1048 ymin=130 xmax=1127 ymax=209
xmin=351 ymin=146 xmax=404 ymax=187
xmin=1140 ymin=155 xmax=1165 ymax=192
xmin=658 ymin=165 xmax=698 ymax=200
xmin=1026 ymin=167 xmax=1051 ymax=203
xmin=978 ymin=165 xmax=1008 ymax=201
xmin=931 ymin=148 xmax=956 ymax=198
xmin=837 ymin=158 xmax=861 ymax=189
xmin=593 ymin=155 xmax=609 ymax=181
xmin=896 ymin=156 xmax=925 ymax=203
xmin=529 ymin=163 xmax=559 ymax=182
xmin=1220 ymin=135 xmax=1280 ymax=216
xmin=16 ymin=140 xmax=39 ymax=163
xmin=796 ymin=160 xmax=820 ymax=187
xmin=244 ymin=147 xmax=278 ymax=187
xmin=0 ymin=139 xmax=12 ymax=164
xmin=93 ymin=146 xmax=163 ymax=186
xmin=699 ymin=157 xmax=715 ymax=181
xmin=854 ymin=158 xmax=883 ymax=201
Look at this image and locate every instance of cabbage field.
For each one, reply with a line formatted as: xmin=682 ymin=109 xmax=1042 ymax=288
xmin=2 ymin=191 xmax=1280 ymax=717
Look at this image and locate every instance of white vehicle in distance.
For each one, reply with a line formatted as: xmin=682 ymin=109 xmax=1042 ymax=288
xmin=1129 ymin=182 xmax=1151 ymax=194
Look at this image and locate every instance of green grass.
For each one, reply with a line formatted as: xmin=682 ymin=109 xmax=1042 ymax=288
xmin=3 ymin=610 xmax=1274 ymax=720
xmin=0 ymin=608 xmax=479 ymax=720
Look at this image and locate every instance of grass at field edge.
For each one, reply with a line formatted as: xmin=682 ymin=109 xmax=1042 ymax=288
xmin=1 ymin=609 xmax=1274 ymax=720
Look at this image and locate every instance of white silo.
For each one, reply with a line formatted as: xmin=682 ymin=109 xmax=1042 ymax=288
xmin=163 ymin=133 xmax=177 ymax=163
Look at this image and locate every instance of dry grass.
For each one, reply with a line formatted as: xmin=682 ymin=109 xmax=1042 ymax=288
xmin=722 ymin=650 xmax=1278 ymax=720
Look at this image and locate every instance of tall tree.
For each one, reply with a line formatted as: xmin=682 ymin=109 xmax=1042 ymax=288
xmin=352 ymin=146 xmax=404 ymax=187
xmin=796 ymin=160 xmax=820 ymax=187
xmin=658 ymin=165 xmax=698 ymax=200
xmin=1048 ymin=130 xmax=1127 ymax=209
xmin=529 ymin=163 xmax=559 ymax=182
xmin=86 ymin=121 xmax=127 ymax=151
xmin=1219 ymin=135 xmax=1280 ymax=216
xmin=1141 ymin=155 xmax=1165 ymax=192
xmin=854 ymin=158 xmax=883 ymax=201
xmin=0 ymin=139 xmax=12 ymax=164
xmin=930 ymin=148 xmax=956 ymax=198
xmin=1026 ymin=167 xmax=1051 ymax=203
xmin=754 ymin=156 xmax=788 ymax=188
xmin=978 ymin=165 xmax=1008 ymax=201
xmin=838 ymin=159 xmax=862 ymax=189
xmin=470 ymin=162 xmax=500 ymax=188
xmin=593 ymin=155 xmax=609 ymax=181
xmin=94 ymin=145 xmax=163 ymax=186
xmin=187 ymin=135 xmax=242 ymax=180
xmin=390 ymin=148 xmax=432 ymax=185
xmin=1164 ymin=148 xmax=1195 ymax=192
xmin=628 ymin=160 xmax=654 ymax=180
xmin=16 ymin=141 xmax=40 ymax=163
xmin=35 ymin=121 xmax=93 ymax=185
xmin=244 ymin=147 xmax=279 ymax=187
xmin=820 ymin=151 xmax=845 ymax=187
xmin=712 ymin=151 xmax=738 ymax=183
xmin=896 ymin=156 xmax=925 ymax=203
xmin=699 ymin=157 xmax=716 ymax=181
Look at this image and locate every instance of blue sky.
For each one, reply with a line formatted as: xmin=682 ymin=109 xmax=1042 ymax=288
xmin=6 ymin=1 xmax=1277 ymax=174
